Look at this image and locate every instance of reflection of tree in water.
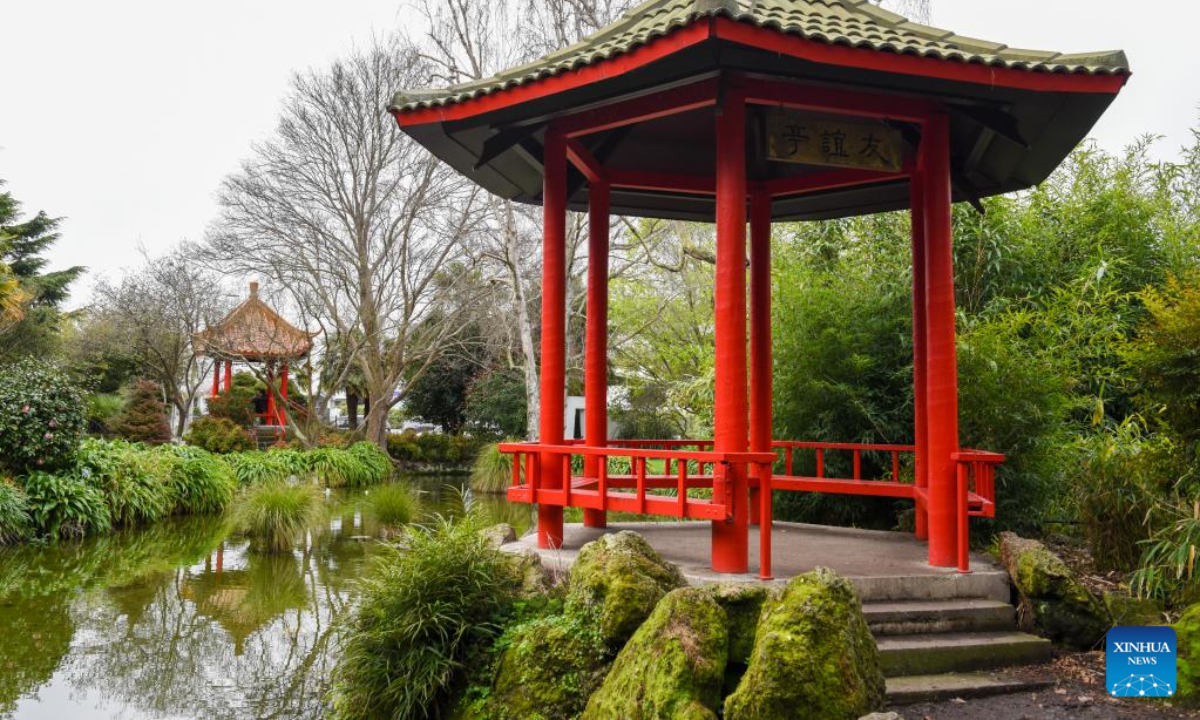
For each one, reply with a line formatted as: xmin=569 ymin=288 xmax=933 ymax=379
xmin=0 ymin=596 xmax=73 ymax=714
xmin=59 ymin=531 xmax=363 ymax=718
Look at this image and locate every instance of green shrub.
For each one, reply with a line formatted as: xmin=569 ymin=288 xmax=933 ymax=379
xmin=232 ymin=480 xmax=323 ymax=552
xmin=330 ymin=516 xmax=521 ymax=719
xmin=386 ymin=431 xmax=422 ymax=463
xmin=77 ymin=438 xmax=173 ymax=526
xmin=368 ymin=483 xmax=417 ymax=527
xmin=207 ymin=373 xmax=260 ymax=428
xmin=305 ymin=443 xmax=390 ymax=488
xmin=111 ymin=379 xmax=172 ymax=445
xmin=226 ymin=449 xmax=310 ymax=486
xmin=470 ymin=442 xmax=514 ymax=494
xmin=21 ymin=470 xmax=111 ymax=540
xmin=186 ymin=416 xmax=256 ymax=454
xmin=0 ymin=359 xmax=86 ymax=475
xmin=0 ymin=478 xmax=30 ymax=544
xmin=157 ymin=445 xmax=237 ymax=514
xmin=85 ymin=393 xmax=125 ymax=436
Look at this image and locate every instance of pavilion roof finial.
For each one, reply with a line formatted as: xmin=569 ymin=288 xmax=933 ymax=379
xmin=249 ymin=281 xmax=259 ymax=298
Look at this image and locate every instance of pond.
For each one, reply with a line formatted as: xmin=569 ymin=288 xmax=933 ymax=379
xmin=0 ymin=477 xmax=532 ymax=720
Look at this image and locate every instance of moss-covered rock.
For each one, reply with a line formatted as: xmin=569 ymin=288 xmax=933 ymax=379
xmin=567 ymin=531 xmax=685 ymax=647
xmin=481 ymin=523 xmax=517 ymax=548
xmin=1104 ymin=591 xmax=1165 ymax=627
xmin=488 ymin=610 xmax=610 ymax=719
xmin=502 ymin=545 xmax=552 ymax=596
xmin=705 ymin=583 xmax=770 ymax=665
xmin=999 ymin=532 xmax=1111 ymax=649
xmin=582 ymin=587 xmax=728 ymax=719
xmin=1175 ymin=604 xmax=1200 ymax=706
xmin=724 ymin=568 xmax=884 ymax=720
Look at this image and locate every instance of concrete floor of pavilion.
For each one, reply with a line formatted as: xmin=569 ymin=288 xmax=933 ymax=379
xmin=505 ymin=521 xmax=1010 ymax=600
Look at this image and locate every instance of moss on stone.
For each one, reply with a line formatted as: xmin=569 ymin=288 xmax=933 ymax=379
xmin=1174 ymin=604 xmax=1200 ymax=706
xmin=1104 ymin=591 xmax=1165 ymax=627
xmin=566 ymin=531 xmax=685 ymax=647
xmin=724 ymin=567 xmax=884 ymax=720
xmin=705 ymin=583 xmax=770 ymax=664
xmin=487 ymin=609 xmax=610 ymax=719
xmin=582 ymin=587 xmax=728 ymax=719
xmin=999 ymin=532 xmax=1111 ymax=649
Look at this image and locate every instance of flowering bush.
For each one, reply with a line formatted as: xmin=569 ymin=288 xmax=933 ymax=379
xmin=0 ymin=359 xmax=86 ymax=475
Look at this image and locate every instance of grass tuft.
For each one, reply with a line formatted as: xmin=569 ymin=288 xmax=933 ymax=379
xmin=232 ymin=480 xmax=324 ymax=552
xmin=368 ymin=483 xmax=418 ymax=527
xmin=329 ymin=516 xmax=520 ymax=719
xmin=470 ymin=442 xmax=515 ymax=494
xmin=0 ymin=478 xmax=31 ymax=544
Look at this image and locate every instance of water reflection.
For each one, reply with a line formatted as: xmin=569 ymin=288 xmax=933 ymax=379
xmin=0 ymin=476 xmax=525 ymax=719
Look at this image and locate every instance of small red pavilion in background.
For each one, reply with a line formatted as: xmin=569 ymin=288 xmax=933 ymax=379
xmin=389 ymin=1 xmax=1129 ymax=577
xmin=194 ymin=282 xmax=315 ymax=430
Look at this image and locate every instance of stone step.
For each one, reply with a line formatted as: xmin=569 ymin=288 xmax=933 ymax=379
xmin=886 ymin=672 xmax=1054 ymax=705
xmin=877 ymin=631 xmax=1052 ymax=677
xmin=851 ymin=571 xmax=1010 ymax=603
xmin=864 ymin=599 xmax=1016 ymax=636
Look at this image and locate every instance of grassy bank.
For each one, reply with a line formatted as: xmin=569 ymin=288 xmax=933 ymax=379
xmin=0 ymin=438 xmax=393 ymax=544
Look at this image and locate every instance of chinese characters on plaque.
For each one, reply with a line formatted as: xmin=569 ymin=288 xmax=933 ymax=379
xmin=766 ymin=112 xmax=904 ymax=172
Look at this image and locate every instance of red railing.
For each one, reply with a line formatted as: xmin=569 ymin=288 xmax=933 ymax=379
xmin=500 ymin=440 xmax=1003 ymax=574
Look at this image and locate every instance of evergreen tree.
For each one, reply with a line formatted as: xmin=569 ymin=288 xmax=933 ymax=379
xmin=0 ymin=182 xmax=85 ymax=359
xmin=111 ymin=379 xmax=172 ymax=445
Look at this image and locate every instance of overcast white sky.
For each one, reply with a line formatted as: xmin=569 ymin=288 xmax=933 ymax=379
xmin=1 ymin=0 xmax=1196 ymax=307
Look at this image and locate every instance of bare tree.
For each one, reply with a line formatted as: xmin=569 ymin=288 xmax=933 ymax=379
xmin=91 ymin=246 xmax=229 ymax=437
xmin=210 ymin=38 xmax=488 ymax=447
xmin=875 ymin=0 xmax=931 ymax=23
xmin=412 ymin=0 xmax=646 ymax=439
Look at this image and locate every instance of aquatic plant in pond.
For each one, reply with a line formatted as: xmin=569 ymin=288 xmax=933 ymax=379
xmin=367 ymin=483 xmax=417 ymax=527
xmin=233 ymin=480 xmax=324 ymax=552
xmin=21 ymin=470 xmax=111 ymax=539
xmin=470 ymin=442 xmax=514 ymax=494
xmin=329 ymin=516 xmax=520 ymax=719
xmin=0 ymin=479 xmax=30 ymax=544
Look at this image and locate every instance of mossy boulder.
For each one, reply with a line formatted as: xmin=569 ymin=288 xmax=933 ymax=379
xmin=488 ymin=610 xmax=610 ymax=719
xmin=481 ymin=522 xmax=517 ymax=548
xmin=705 ymin=583 xmax=770 ymax=665
xmin=724 ymin=568 xmax=884 ymax=720
xmin=502 ymin=545 xmax=552 ymax=596
xmin=999 ymin=532 xmax=1111 ymax=649
xmin=567 ymin=531 xmax=685 ymax=647
xmin=582 ymin=587 xmax=728 ymax=719
xmin=1175 ymin=604 xmax=1200 ymax=706
xmin=1104 ymin=591 xmax=1165 ymax=627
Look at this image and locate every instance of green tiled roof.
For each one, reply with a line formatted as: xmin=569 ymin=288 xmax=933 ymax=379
xmin=391 ymin=0 xmax=1129 ymax=113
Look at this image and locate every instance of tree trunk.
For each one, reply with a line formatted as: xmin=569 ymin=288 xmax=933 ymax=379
xmin=347 ymin=393 xmax=360 ymax=429
xmin=365 ymin=396 xmax=389 ymax=449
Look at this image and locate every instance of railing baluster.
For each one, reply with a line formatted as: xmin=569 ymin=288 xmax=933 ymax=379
xmin=512 ymin=453 xmax=521 ymax=487
xmin=816 ymin=449 xmax=825 ymax=478
xmin=676 ymin=461 xmax=687 ymax=517
xmin=957 ymin=462 xmax=969 ymax=572
xmin=785 ymin=447 xmax=794 ymax=476
xmin=636 ymin=457 xmax=647 ymax=514
xmin=853 ymin=450 xmax=861 ymax=480
xmin=759 ymin=461 xmax=773 ymax=580
xmin=892 ymin=451 xmax=900 ymax=482
xmin=563 ymin=451 xmax=572 ymax=507
xmin=599 ymin=459 xmax=608 ymax=513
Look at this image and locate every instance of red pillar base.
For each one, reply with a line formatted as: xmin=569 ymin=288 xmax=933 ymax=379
xmin=537 ymin=505 xmax=564 ymax=549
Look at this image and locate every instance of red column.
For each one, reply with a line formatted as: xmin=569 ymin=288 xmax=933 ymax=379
xmin=211 ymin=361 xmax=220 ymax=398
xmin=538 ymin=128 xmax=568 ymax=549
xmin=712 ymin=87 xmax=749 ymax=574
xmin=922 ymin=112 xmax=961 ymax=568
xmin=750 ymin=192 xmax=773 ymax=579
xmin=911 ymin=167 xmax=930 ymax=540
xmin=280 ymin=362 xmax=289 ymax=428
xmin=223 ymin=360 xmax=233 ymax=392
xmin=265 ymin=365 xmax=277 ymax=427
xmin=583 ymin=181 xmax=610 ymax=529
xmin=748 ymin=193 xmax=772 ymax=526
